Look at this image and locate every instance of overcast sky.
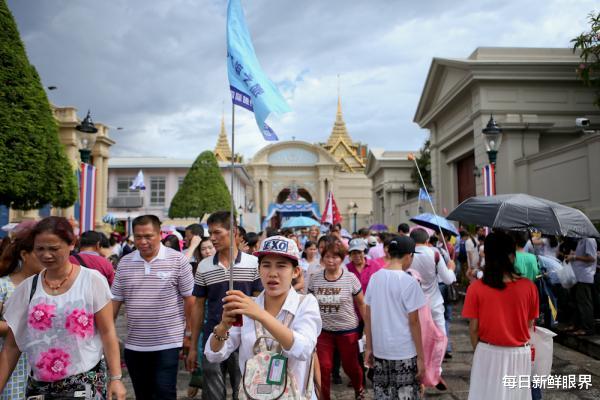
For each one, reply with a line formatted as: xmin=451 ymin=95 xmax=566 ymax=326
xmin=7 ymin=0 xmax=597 ymax=160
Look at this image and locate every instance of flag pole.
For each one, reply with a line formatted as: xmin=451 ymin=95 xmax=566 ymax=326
xmin=408 ymin=154 xmax=450 ymax=251
xmin=229 ymin=102 xmax=236 ymax=292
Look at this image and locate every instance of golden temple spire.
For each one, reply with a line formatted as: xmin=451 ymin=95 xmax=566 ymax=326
xmin=321 ymin=75 xmax=367 ymax=172
xmin=213 ymin=113 xmax=232 ymax=162
xmin=326 ymin=77 xmax=354 ymax=148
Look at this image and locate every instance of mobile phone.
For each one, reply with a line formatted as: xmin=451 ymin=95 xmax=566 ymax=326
xmin=233 ymin=314 xmax=243 ymax=327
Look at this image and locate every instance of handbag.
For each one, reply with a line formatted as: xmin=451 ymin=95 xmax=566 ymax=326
xmin=445 ymin=283 xmax=460 ymax=304
xmin=434 ymin=250 xmax=460 ymax=304
xmin=239 ymin=295 xmax=316 ymax=400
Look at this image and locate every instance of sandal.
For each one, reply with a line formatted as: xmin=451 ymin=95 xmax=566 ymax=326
xmin=187 ymin=386 xmax=199 ymax=398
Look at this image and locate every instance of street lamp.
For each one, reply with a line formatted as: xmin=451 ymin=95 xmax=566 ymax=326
xmin=482 ymin=115 xmax=503 ymax=165
xmin=351 ymin=202 xmax=359 ymax=233
xmin=76 ymin=110 xmax=98 ymax=164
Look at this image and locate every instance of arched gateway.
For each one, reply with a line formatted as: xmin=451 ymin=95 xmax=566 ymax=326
xmin=246 ymin=140 xmax=372 ymax=229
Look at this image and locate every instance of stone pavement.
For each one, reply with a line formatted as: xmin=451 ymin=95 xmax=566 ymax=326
xmin=116 ymin=303 xmax=600 ymax=399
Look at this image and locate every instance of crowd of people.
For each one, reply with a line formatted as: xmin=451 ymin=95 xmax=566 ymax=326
xmin=0 ymin=213 xmax=598 ymax=399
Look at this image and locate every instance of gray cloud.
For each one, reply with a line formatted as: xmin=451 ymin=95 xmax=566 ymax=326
xmin=7 ymin=0 xmax=597 ymax=159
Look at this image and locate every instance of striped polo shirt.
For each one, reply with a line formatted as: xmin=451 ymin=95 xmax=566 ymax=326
xmin=193 ymin=251 xmax=262 ymax=345
xmin=112 ymin=244 xmax=194 ymax=351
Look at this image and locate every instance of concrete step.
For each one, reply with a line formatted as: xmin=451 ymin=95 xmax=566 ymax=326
xmin=554 ymin=320 xmax=600 ymax=360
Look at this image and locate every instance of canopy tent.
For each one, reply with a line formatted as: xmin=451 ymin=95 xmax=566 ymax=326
xmin=262 ymin=203 xmax=321 ymax=230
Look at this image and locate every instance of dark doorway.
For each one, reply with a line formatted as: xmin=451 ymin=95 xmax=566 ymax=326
xmin=456 ymin=153 xmax=476 ymax=204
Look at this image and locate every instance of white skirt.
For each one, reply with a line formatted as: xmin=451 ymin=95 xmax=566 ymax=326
xmin=468 ymin=342 xmax=532 ymax=400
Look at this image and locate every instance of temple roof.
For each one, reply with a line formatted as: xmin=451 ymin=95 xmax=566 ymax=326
xmin=321 ymin=96 xmax=366 ymax=172
xmin=213 ymin=115 xmax=233 ymax=162
xmin=326 ymin=96 xmax=355 ymax=148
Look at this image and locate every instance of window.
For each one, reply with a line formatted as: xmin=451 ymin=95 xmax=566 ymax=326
xmin=117 ymin=176 xmax=137 ymax=196
xmin=150 ymin=176 xmax=166 ymax=206
xmin=178 ymin=176 xmax=185 ymax=188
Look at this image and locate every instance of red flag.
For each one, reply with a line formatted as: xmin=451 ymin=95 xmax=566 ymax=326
xmin=321 ymin=191 xmax=342 ymax=226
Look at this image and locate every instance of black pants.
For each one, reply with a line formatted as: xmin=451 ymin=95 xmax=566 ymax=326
xmin=124 ymin=347 xmax=180 ymax=400
xmin=593 ymin=268 xmax=600 ymax=318
xmin=573 ymin=283 xmax=595 ymax=333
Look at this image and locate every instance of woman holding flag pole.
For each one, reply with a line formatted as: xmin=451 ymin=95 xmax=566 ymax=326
xmin=185 ymin=1 xmax=299 ymax=399
xmin=224 ymin=0 xmax=291 ymax=297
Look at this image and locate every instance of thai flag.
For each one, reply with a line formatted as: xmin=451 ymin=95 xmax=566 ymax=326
xmin=79 ymin=163 xmax=96 ymax=234
xmin=320 ymin=191 xmax=342 ymax=226
xmin=483 ymin=164 xmax=495 ymax=196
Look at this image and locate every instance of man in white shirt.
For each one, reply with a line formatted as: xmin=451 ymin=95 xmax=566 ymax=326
xmin=464 ymin=232 xmax=480 ymax=280
xmin=409 ymin=228 xmax=456 ymax=334
xmin=567 ymin=238 xmax=598 ymax=336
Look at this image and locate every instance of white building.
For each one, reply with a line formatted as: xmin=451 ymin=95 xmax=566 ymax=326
xmin=107 ymin=157 xmax=254 ymax=229
xmin=413 ymin=47 xmax=600 ymax=221
xmin=365 ymin=149 xmax=421 ymax=229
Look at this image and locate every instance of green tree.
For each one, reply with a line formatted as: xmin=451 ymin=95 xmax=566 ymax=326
xmin=0 ymin=0 xmax=77 ymax=209
xmin=411 ymin=139 xmax=432 ymax=190
xmin=169 ymin=151 xmax=232 ymax=218
xmin=572 ymin=11 xmax=600 ymax=108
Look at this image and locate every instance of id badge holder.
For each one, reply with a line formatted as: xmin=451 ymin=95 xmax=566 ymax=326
xmin=266 ymin=354 xmax=287 ymax=385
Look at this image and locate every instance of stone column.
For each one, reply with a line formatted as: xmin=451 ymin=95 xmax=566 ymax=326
xmin=319 ymin=178 xmax=326 ymax=209
xmin=254 ymin=182 xmax=261 ymax=217
xmin=93 ymin=156 xmax=105 ymax=229
xmin=261 ymin=179 xmax=270 ymax=217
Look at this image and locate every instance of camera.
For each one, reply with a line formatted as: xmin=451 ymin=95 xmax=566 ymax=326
xmin=576 ymin=118 xmax=590 ymax=127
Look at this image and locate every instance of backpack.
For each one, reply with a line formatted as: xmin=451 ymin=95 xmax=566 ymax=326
xmin=239 ymin=295 xmax=316 ymax=400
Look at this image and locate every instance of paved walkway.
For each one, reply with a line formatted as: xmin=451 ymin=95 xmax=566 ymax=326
xmin=116 ymin=303 xmax=600 ymax=399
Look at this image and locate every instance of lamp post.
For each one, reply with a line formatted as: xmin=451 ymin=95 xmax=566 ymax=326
xmin=351 ymin=203 xmax=359 ymax=233
xmin=75 ymin=110 xmax=98 ymax=164
xmin=482 ymin=115 xmax=503 ymax=166
xmin=482 ymin=115 xmax=502 ymax=195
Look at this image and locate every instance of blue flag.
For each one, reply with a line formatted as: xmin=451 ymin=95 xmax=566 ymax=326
xmin=226 ymin=0 xmax=291 ymax=141
xmin=419 ymin=188 xmax=432 ymax=202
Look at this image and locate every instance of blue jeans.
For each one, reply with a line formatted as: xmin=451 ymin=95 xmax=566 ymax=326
xmin=124 ymin=347 xmax=181 ymax=400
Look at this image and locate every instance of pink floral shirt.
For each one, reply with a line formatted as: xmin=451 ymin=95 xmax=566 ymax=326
xmin=4 ymin=267 xmax=112 ymax=382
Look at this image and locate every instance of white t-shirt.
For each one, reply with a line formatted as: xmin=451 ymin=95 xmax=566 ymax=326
xmin=410 ymin=246 xmax=456 ymax=307
xmin=465 ymin=237 xmax=479 ymax=268
xmin=365 ymin=269 xmax=426 ymax=360
xmin=4 ymin=268 xmax=112 ymax=382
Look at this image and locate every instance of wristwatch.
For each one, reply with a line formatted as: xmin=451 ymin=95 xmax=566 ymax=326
xmin=109 ymin=374 xmax=122 ymax=382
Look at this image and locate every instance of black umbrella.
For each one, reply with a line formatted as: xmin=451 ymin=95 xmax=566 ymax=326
xmin=447 ymin=193 xmax=599 ymax=238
